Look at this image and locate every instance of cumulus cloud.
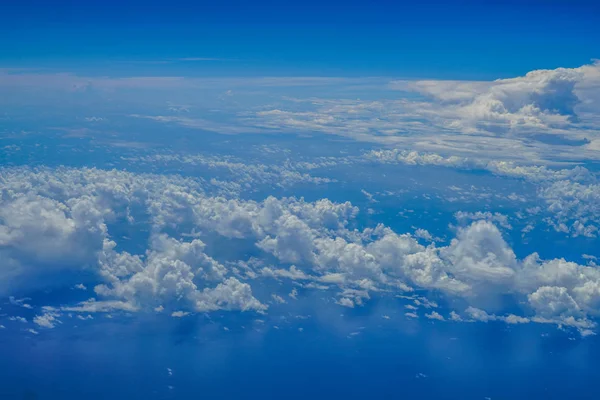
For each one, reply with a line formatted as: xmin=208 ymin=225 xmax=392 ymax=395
xmin=425 ymin=311 xmax=445 ymax=321
xmin=95 ymin=235 xmax=265 ymax=313
xmin=33 ymin=307 xmax=61 ymax=329
xmin=539 ymin=180 xmax=600 ymax=237
xmin=124 ymin=153 xmax=335 ymax=196
xmin=1 ymin=166 xmax=600 ymax=334
xmin=244 ymin=62 xmax=600 ymax=165
xmin=365 ymin=148 xmax=600 ymax=237
xmin=454 ymin=211 xmax=512 ymax=230
xmin=0 ymin=194 xmax=107 ymax=294
xmin=395 ymin=61 xmax=600 ymax=135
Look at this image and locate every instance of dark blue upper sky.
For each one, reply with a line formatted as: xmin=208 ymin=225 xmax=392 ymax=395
xmin=1 ymin=0 xmax=599 ymax=78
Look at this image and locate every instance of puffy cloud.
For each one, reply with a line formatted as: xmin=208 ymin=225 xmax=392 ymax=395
xmin=454 ymin=211 xmax=512 ymax=230
xmin=125 ymin=153 xmax=335 ymax=195
xmin=364 ymin=149 xmax=594 ymax=183
xmin=463 ymin=307 xmax=530 ymax=325
xmin=241 ymin=62 xmax=600 ymax=168
xmin=365 ymin=148 xmax=600 ymax=237
xmin=449 ymin=311 xmax=462 ymax=322
xmin=425 ymin=311 xmax=445 ymax=321
xmin=441 ymin=221 xmax=517 ymax=288
xmin=61 ymin=299 xmax=138 ymax=313
xmin=96 ymin=235 xmax=264 ymax=313
xmin=2 ymin=165 xmax=600 ymax=334
xmin=271 ymin=294 xmax=287 ymax=304
xmin=397 ymin=61 xmax=600 ymax=135
xmin=465 ymin=306 xmax=495 ymax=322
xmin=528 ymin=286 xmax=582 ymax=319
xmin=258 ymin=215 xmax=317 ymax=264
xmin=539 ymin=180 xmax=600 ymax=237
xmin=33 ymin=308 xmax=61 ymax=329
xmin=194 ymin=277 xmax=266 ymax=312
xmin=9 ymin=296 xmax=32 ymax=309
xmin=336 ymin=297 xmax=355 ymax=308
xmin=171 ymin=311 xmax=190 ymax=318
xmin=0 ymin=193 xmax=108 ymax=294
xmin=413 ymin=229 xmax=433 ymax=242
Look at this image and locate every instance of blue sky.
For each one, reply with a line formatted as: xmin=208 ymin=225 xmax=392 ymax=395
xmin=2 ymin=0 xmax=599 ymax=77
xmin=2 ymin=1 xmax=600 ymax=399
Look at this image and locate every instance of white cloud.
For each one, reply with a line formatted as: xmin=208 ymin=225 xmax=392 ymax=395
xmin=171 ymin=311 xmax=190 ymax=318
xmin=365 ymin=148 xmax=600 ymax=238
xmin=2 ymin=165 xmax=600 ymax=335
xmin=61 ymin=299 xmax=139 ymax=313
xmin=336 ymin=297 xmax=355 ymax=308
xmin=394 ymin=61 xmax=600 ymax=136
xmin=528 ymin=286 xmax=583 ymax=319
xmin=125 ymin=153 xmax=335 ymax=195
xmin=454 ymin=211 xmax=512 ymax=230
xmin=425 ymin=311 xmax=445 ymax=321
xmin=465 ymin=306 xmax=495 ymax=322
xmin=414 ymin=229 xmax=433 ymax=241
xmin=33 ymin=308 xmax=61 ymax=329
xmin=9 ymin=296 xmax=33 ymax=309
xmin=364 ymin=149 xmax=594 ymax=183
xmin=271 ymin=294 xmax=287 ymax=304
xmin=194 ymin=277 xmax=266 ymax=312
xmin=449 ymin=311 xmax=462 ymax=322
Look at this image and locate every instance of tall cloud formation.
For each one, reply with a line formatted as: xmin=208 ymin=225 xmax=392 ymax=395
xmin=241 ymin=61 xmax=600 ymax=165
xmin=397 ymin=61 xmax=600 ymax=135
xmin=1 ymin=166 xmax=599 ymax=335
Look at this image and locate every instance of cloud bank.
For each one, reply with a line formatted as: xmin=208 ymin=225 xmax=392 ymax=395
xmin=1 ymin=166 xmax=599 ymax=335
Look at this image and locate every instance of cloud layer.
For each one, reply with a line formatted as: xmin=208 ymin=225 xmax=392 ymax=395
xmin=1 ymin=166 xmax=598 ymax=335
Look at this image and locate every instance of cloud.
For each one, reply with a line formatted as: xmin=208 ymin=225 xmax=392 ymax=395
xmin=0 ymin=193 xmax=107 ymax=294
xmin=271 ymin=294 xmax=287 ymax=304
xmin=539 ymin=180 xmax=600 ymax=237
xmin=425 ymin=311 xmax=445 ymax=321
xmin=454 ymin=211 xmax=512 ymax=230
xmin=336 ymin=297 xmax=355 ymax=308
xmin=33 ymin=308 xmax=61 ymax=329
xmin=394 ymin=61 xmax=600 ymax=135
xmin=528 ymin=286 xmax=583 ymax=319
xmin=61 ymin=299 xmax=138 ymax=313
xmin=365 ymin=148 xmax=600 ymax=237
xmin=441 ymin=220 xmax=517 ymax=287
xmin=246 ymin=62 xmax=600 ymax=164
xmin=2 ymin=165 xmax=600 ymax=334
xmin=124 ymin=152 xmax=335 ymax=195
xmin=364 ymin=148 xmax=594 ymax=182
xmin=5 ymin=62 xmax=600 ymax=169
xmin=9 ymin=296 xmax=33 ymax=309
xmin=95 ymin=234 xmax=265 ymax=313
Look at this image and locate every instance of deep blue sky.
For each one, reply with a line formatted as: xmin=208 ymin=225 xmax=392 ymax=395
xmin=1 ymin=0 xmax=599 ymax=78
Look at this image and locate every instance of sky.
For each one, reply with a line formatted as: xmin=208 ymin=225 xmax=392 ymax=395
xmin=1 ymin=1 xmax=600 ymax=399
xmin=1 ymin=0 xmax=599 ymax=77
